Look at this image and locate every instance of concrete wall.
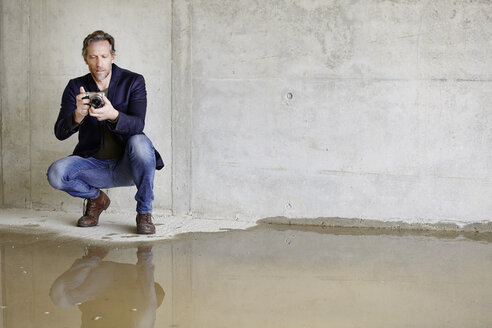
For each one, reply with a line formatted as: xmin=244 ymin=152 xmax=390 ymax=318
xmin=0 ymin=0 xmax=173 ymax=214
xmin=1 ymin=0 xmax=492 ymax=225
xmin=188 ymin=0 xmax=492 ymax=224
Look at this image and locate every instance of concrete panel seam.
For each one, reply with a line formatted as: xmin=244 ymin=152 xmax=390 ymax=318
xmin=0 ymin=0 xmax=4 ymax=207
xmin=27 ymin=0 xmax=32 ymax=209
xmin=171 ymin=0 xmax=194 ymax=216
xmin=189 ymin=0 xmax=194 ymax=216
xmin=171 ymin=0 xmax=175 ymax=213
xmin=192 ymin=77 xmax=492 ymax=83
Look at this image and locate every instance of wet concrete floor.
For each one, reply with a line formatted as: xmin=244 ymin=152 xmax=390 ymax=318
xmin=1 ymin=223 xmax=492 ymax=327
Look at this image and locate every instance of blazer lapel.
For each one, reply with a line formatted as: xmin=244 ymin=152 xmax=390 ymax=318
xmin=107 ymin=63 xmax=121 ymax=102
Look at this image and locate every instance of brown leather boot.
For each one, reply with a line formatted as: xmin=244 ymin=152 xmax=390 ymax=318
xmin=77 ymin=191 xmax=111 ymax=227
xmin=136 ymin=213 xmax=156 ymax=234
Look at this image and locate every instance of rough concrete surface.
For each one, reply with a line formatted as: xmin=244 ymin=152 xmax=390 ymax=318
xmin=1 ymin=0 xmax=492 ymax=226
xmin=1 ymin=208 xmax=491 ymax=248
xmin=0 ymin=208 xmax=255 ymax=244
xmin=0 ymin=0 xmax=173 ymax=214
xmin=189 ymin=0 xmax=492 ymax=222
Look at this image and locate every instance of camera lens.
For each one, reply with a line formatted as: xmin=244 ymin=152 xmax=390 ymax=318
xmin=90 ymin=95 xmax=104 ymax=109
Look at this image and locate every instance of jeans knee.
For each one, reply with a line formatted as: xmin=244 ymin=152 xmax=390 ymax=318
xmin=47 ymin=161 xmax=65 ymax=190
xmin=126 ymin=135 xmax=155 ymax=163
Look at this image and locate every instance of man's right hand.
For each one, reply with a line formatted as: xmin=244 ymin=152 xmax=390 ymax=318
xmin=74 ymin=86 xmax=90 ymax=124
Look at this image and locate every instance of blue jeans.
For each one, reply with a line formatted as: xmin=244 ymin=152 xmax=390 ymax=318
xmin=47 ymin=134 xmax=156 ymax=213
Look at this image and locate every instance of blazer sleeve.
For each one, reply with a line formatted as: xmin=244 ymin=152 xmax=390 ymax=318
xmin=54 ymin=80 xmax=80 ymax=141
xmin=108 ymin=75 xmax=147 ymax=135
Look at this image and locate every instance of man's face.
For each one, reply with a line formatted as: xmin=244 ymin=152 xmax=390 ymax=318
xmin=84 ymin=40 xmax=115 ymax=83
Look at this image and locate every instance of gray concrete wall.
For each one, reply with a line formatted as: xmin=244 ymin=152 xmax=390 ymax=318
xmin=188 ymin=0 xmax=492 ymax=224
xmin=1 ymin=0 xmax=173 ymax=214
xmin=1 ymin=0 xmax=492 ymax=225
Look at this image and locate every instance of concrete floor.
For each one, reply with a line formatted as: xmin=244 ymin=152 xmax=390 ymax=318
xmin=0 ymin=208 xmax=256 ymax=243
xmin=1 ymin=209 xmax=492 ymax=327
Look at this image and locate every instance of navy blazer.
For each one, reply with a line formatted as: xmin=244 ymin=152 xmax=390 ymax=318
xmin=54 ymin=64 xmax=164 ymax=170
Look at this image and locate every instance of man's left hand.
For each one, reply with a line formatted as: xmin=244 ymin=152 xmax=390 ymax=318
xmin=89 ymin=94 xmax=119 ymax=121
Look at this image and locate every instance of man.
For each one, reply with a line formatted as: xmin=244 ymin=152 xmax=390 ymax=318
xmin=47 ymin=30 xmax=164 ymax=234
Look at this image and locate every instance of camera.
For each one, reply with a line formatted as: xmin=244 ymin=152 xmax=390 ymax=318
xmin=84 ymin=92 xmax=105 ymax=109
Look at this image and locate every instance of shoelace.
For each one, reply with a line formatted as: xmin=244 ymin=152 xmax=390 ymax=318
xmin=139 ymin=214 xmax=153 ymax=224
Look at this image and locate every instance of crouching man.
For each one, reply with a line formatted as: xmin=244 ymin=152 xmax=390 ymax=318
xmin=47 ymin=30 xmax=164 ymax=234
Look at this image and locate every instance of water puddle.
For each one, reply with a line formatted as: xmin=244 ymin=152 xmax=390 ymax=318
xmin=1 ymin=224 xmax=492 ymax=327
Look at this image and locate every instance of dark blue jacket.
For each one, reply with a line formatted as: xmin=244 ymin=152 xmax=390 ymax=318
xmin=54 ymin=64 xmax=164 ymax=169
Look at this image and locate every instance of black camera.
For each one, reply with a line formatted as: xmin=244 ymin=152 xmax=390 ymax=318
xmin=84 ymin=92 xmax=105 ymax=109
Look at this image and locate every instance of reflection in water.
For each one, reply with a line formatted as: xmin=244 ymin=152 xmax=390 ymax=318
xmin=49 ymin=246 xmax=164 ymax=328
xmin=1 ymin=224 xmax=492 ymax=327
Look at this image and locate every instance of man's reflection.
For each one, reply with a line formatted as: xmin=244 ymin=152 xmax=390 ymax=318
xmin=50 ymin=246 xmax=164 ymax=327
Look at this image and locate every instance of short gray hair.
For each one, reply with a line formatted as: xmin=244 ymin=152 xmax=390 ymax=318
xmin=82 ymin=30 xmax=116 ymax=58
